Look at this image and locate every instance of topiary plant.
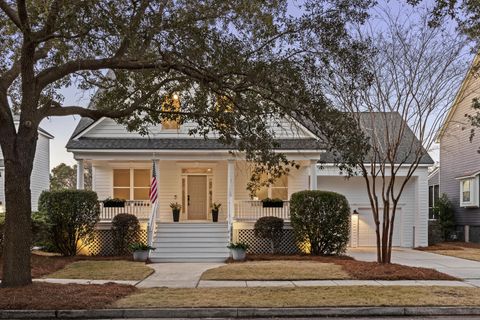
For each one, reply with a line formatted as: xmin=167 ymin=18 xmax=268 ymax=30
xmin=38 ymin=190 xmax=100 ymax=256
xmin=290 ymin=190 xmax=350 ymax=255
xmin=112 ymin=213 xmax=140 ymax=255
xmin=254 ymin=216 xmax=284 ymax=254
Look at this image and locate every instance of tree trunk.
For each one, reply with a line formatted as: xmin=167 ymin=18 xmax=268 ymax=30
xmin=1 ymin=135 xmax=37 ymax=287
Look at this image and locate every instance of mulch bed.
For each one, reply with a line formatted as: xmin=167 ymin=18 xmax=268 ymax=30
xmin=0 ymin=253 xmax=132 ymax=279
xmin=239 ymin=254 xmax=456 ymax=281
xmin=0 ymin=282 xmax=136 ymax=310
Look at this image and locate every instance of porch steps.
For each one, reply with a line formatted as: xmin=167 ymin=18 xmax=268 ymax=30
xmin=149 ymin=222 xmax=230 ymax=263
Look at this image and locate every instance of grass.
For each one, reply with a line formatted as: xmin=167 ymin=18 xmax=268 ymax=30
xmin=418 ymin=242 xmax=480 ymax=262
xmin=202 ymin=261 xmax=349 ymax=280
xmin=0 ymin=283 xmax=136 ymax=310
xmin=46 ymin=260 xmax=154 ymax=281
xmin=114 ymin=286 xmax=480 ymax=308
xmin=202 ymin=255 xmax=456 ymax=281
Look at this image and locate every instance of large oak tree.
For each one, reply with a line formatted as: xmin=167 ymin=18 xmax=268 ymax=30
xmin=0 ymin=0 xmax=371 ymax=286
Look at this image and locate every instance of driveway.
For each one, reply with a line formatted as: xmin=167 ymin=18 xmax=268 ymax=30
xmin=349 ymin=247 xmax=480 ymax=280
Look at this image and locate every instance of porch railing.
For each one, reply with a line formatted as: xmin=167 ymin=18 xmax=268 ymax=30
xmin=233 ymin=200 xmax=290 ymax=221
xmin=99 ymin=200 xmax=151 ymax=221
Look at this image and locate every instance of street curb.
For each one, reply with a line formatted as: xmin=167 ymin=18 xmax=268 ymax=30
xmin=3 ymin=307 xmax=480 ymax=318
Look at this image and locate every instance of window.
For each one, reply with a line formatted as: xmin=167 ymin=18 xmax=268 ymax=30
xmin=428 ymin=184 xmax=440 ymax=220
xmin=113 ymin=169 xmax=150 ymax=200
xmin=256 ymin=174 xmax=289 ymax=200
xmin=459 ymin=176 xmax=479 ymax=208
xmin=161 ymin=94 xmax=181 ymax=129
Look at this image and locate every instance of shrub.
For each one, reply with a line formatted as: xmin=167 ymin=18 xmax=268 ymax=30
xmin=254 ymin=216 xmax=284 ymax=254
xmin=290 ymin=190 xmax=350 ymax=255
xmin=112 ymin=213 xmax=140 ymax=255
xmin=434 ymin=193 xmax=455 ymax=240
xmin=38 ymin=190 xmax=100 ymax=256
xmin=227 ymin=242 xmax=250 ymax=250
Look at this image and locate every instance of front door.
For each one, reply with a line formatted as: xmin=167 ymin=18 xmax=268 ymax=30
xmin=187 ymin=175 xmax=208 ymax=220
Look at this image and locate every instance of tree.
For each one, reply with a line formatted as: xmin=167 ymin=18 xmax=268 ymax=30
xmin=434 ymin=193 xmax=456 ymax=240
xmin=0 ymin=0 xmax=372 ymax=286
xmin=322 ymin=7 xmax=470 ymax=263
xmin=50 ymin=163 xmax=92 ymax=191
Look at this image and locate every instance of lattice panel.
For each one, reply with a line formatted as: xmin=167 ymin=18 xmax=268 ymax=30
xmin=84 ymin=229 xmax=147 ymax=256
xmin=236 ymin=229 xmax=303 ymax=254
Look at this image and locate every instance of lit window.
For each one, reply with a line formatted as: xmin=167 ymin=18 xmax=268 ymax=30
xmin=161 ymin=94 xmax=181 ymax=129
xmin=459 ymin=175 xmax=479 ymax=208
xmin=113 ymin=169 xmax=150 ymax=200
xmin=256 ymin=174 xmax=289 ymax=200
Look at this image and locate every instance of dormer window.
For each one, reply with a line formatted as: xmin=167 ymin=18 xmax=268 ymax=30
xmin=457 ymin=172 xmax=480 ymax=208
xmin=161 ymin=94 xmax=181 ymax=130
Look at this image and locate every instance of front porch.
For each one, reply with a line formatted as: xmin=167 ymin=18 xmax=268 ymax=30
xmin=76 ymin=158 xmax=316 ymax=223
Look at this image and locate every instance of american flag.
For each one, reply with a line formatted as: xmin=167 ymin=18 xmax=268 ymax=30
xmin=149 ymin=161 xmax=158 ymax=204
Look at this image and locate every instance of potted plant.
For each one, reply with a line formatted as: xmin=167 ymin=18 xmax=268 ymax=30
xmin=103 ymin=197 xmax=126 ymax=208
xmin=211 ymin=202 xmax=221 ymax=222
xmin=262 ymin=198 xmax=284 ymax=208
xmin=170 ymin=202 xmax=181 ymax=222
xmin=130 ymin=242 xmax=155 ymax=262
xmin=227 ymin=242 xmax=249 ymax=261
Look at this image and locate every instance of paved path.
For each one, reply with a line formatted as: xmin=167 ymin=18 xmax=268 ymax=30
xmin=136 ymin=262 xmax=225 ymax=288
xmin=348 ymin=247 xmax=480 ymax=279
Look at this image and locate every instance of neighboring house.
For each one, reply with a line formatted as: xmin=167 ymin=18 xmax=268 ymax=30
xmin=67 ymin=106 xmax=431 ymax=261
xmin=0 ymin=116 xmax=53 ymax=212
xmin=435 ymin=54 xmax=480 ymax=242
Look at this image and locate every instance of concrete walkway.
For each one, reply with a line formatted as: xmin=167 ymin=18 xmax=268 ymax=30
xmin=136 ymin=262 xmax=225 ymax=288
xmin=348 ymin=247 xmax=480 ymax=279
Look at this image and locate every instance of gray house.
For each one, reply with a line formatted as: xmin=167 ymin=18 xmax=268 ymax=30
xmin=434 ymin=54 xmax=480 ymax=242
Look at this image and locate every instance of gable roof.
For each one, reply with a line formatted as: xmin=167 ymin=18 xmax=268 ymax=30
xmin=12 ymin=115 xmax=54 ymax=139
xmin=436 ymin=53 xmax=480 ymax=142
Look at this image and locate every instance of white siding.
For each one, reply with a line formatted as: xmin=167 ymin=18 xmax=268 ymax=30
xmin=316 ymin=173 xmax=423 ymax=248
xmin=30 ymin=134 xmax=50 ymax=211
xmin=82 ymin=117 xmax=312 ymax=139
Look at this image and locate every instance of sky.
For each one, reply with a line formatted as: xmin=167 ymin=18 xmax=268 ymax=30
xmin=39 ymin=0 xmax=458 ymax=170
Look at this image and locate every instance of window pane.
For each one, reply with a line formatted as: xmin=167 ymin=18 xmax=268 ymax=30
xmin=273 ymin=175 xmax=288 ymax=188
xmin=113 ymin=169 xmax=130 ymax=187
xmin=134 ymin=169 xmax=150 ymax=187
xmin=134 ymin=188 xmax=150 ymax=200
xmin=428 ymin=186 xmax=433 ymax=207
xmin=113 ymin=188 xmax=130 ymax=200
xmin=257 ymin=187 xmax=268 ymax=200
xmin=162 ymin=95 xmax=180 ymax=129
xmin=434 ymin=185 xmax=440 ymax=203
xmin=271 ymin=188 xmax=288 ymax=200
xmin=463 ymin=180 xmax=471 ymax=202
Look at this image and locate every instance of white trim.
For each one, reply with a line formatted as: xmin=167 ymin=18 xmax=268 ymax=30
xmin=69 ymin=148 xmax=325 ymax=154
xmin=459 ymin=175 xmax=480 ymax=208
xmin=72 ymin=117 xmax=106 ymax=139
xmin=455 ymin=170 xmax=480 ymax=180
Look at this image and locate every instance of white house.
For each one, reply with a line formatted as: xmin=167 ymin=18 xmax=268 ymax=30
xmin=0 ymin=117 xmax=53 ymax=212
xmin=67 ymin=109 xmax=430 ymax=261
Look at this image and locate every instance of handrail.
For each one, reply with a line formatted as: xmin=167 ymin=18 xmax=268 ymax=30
xmin=147 ymin=201 xmax=158 ymax=247
xmin=99 ymin=200 xmax=150 ymax=221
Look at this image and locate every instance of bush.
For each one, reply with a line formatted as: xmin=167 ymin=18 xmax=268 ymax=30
xmin=290 ymin=190 xmax=350 ymax=255
xmin=112 ymin=213 xmax=140 ymax=255
xmin=38 ymin=190 xmax=100 ymax=256
xmin=434 ymin=193 xmax=455 ymax=240
xmin=0 ymin=212 xmax=51 ymax=255
xmin=254 ymin=216 xmax=284 ymax=254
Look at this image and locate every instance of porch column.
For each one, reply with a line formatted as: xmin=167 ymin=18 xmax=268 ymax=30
xmin=227 ymin=160 xmax=235 ymax=241
xmin=309 ymin=160 xmax=317 ymax=190
xmin=76 ymin=159 xmax=84 ymax=190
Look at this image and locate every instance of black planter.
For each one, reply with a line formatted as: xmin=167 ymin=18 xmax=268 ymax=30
xmin=172 ymin=209 xmax=180 ymax=222
xmin=212 ymin=210 xmax=219 ymax=222
xmin=103 ymin=201 xmax=125 ymax=208
xmin=262 ymin=201 xmax=284 ymax=208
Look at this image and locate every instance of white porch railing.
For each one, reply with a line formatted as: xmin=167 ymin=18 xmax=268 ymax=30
xmin=99 ymin=200 xmax=151 ymax=221
xmin=233 ymin=200 xmax=290 ymax=221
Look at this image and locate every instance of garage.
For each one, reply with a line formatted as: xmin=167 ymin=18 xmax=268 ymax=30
xmin=355 ymin=207 xmax=402 ymax=247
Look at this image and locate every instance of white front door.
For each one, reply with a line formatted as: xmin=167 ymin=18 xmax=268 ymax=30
xmin=187 ymin=175 xmax=208 ymax=220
